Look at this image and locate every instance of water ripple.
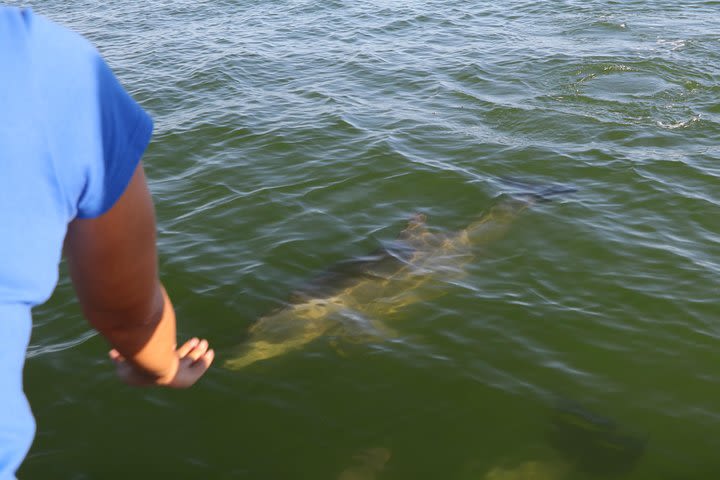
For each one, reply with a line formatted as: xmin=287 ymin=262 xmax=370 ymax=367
xmin=11 ymin=0 xmax=720 ymax=477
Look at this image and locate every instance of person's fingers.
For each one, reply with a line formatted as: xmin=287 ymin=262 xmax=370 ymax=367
xmin=186 ymin=339 xmax=209 ymax=362
xmin=176 ymin=337 xmax=200 ymax=357
xmin=109 ymin=349 xmax=124 ymax=363
xmin=178 ymin=347 xmax=213 ymax=375
xmin=185 ymin=350 xmax=214 ymax=382
xmin=196 ymin=349 xmax=215 ymax=369
xmin=110 ymin=338 xmax=215 ymax=389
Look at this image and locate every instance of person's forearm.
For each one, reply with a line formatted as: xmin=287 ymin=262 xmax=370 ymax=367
xmin=62 ymin=164 xmax=212 ymax=386
xmin=88 ymin=284 xmax=179 ymax=382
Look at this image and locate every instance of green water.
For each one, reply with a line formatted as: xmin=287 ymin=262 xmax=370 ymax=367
xmin=10 ymin=0 xmax=720 ymax=478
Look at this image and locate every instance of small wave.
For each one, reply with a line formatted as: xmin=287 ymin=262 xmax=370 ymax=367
xmin=26 ymin=330 xmax=97 ymax=359
xmin=656 ymin=38 xmax=688 ymax=51
xmin=657 ymin=114 xmax=701 ymax=129
xmin=591 ymin=19 xmax=628 ymax=30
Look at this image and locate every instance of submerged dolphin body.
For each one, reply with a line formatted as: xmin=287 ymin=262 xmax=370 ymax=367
xmin=225 ymin=187 xmax=572 ymax=370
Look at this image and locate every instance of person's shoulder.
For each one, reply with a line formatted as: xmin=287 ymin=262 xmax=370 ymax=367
xmin=30 ymin=9 xmax=97 ymax=53
xmin=10 ymin=7 xmax=100 ymax=63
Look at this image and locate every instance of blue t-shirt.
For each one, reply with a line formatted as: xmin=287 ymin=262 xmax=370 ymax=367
xmin=0 ymin=7 xmax=153 ymax=478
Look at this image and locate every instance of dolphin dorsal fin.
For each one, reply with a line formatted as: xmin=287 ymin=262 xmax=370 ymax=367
xmin=398 ymin=213 xmax=428 ymax=241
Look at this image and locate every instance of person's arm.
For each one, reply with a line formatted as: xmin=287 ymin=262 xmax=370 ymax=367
xmin=64 ymin=162 xmax=213 ymax=387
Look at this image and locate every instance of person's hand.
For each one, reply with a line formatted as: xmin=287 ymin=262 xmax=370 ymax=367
xmin=109 ymin=337 xmax=214 ymax=388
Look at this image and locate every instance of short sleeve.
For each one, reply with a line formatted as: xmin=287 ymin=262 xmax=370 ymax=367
xmin=75 ymin=55 xmax=153 ymax=219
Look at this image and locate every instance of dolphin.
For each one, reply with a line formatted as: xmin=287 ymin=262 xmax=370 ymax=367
xmin=225 ymin=185 xmax=573 ymax=370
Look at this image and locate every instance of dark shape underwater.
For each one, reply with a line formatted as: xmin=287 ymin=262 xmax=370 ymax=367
xmin=225 ymin=183 xmax=576 ymax=370
xmin=547 ymin=399 xmax=647 ymax=476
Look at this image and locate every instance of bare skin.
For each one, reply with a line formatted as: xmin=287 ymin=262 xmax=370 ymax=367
xmin=65 ymin=163 xmax=213 ymax=388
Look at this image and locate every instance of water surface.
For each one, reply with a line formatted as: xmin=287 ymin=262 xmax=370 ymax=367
xmin=10 ymin=1 xmax=720 ymax=478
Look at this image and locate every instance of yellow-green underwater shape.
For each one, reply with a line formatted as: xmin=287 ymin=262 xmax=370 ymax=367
xmin=225 ymin=189 xmax=568 ymax=370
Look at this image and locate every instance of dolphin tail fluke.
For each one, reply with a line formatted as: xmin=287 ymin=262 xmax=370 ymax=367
xmin=532 ymin=184 xmax=578 ymax=203
xmin=497 ymin=177 xmax=577 ymax=203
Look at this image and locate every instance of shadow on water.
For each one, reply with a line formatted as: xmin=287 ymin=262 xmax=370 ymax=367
xmin=547 ymin=398 xmax=647 ymax=477
xmin=321 ymin=391 xmax=652 ymax=480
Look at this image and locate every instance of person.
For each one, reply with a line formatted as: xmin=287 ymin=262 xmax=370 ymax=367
xmin=0 ymin=6 xmax=214 ymax=478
